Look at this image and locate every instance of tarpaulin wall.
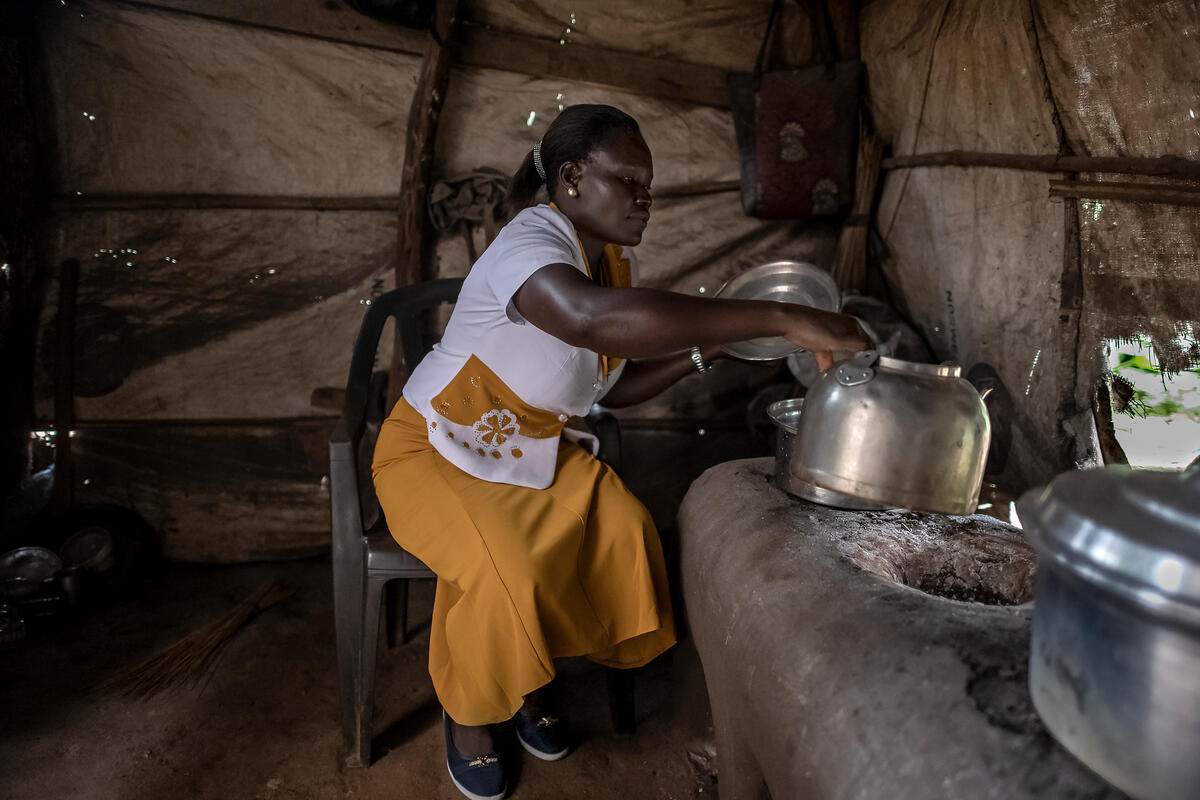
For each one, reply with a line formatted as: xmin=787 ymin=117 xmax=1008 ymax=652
xmin=33 ymin=0 xmax=1196 ymax=558
xmin=863 ymin=0 xmax=1199 ymax=488
xmin=33 ymin=0 xmax=825 ymax=559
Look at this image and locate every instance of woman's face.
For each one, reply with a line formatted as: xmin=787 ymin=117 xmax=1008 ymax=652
xmin=558 ymin=130 xmax=654 ymax=249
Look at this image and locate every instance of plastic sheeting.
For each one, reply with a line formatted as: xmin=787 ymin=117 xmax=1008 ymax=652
xmin=42 ymin=2 xmax=419 ymax=196
xmin=38 ymin=207 xmax=396 ymax=418
xmin=863 ymin=0 xmax=1199 ymax=488
xmin=38 ymin=1 xmax=823 ymax=424
xmin=34 ymin=0 xmax=839 ymax=558
xmin=1036 ymin=0 xmax=1200 ymax=374
xmin=864 ymin=0 xmax=1068 ymax=487
xmin=37 ymin=0 xmax=1198 ymax=555
xmin=460 ymin=0 xmax=811 ymax=73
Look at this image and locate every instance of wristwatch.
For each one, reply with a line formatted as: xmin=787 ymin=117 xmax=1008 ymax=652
xmin=689 ymin=346 xmax=711 ymax=374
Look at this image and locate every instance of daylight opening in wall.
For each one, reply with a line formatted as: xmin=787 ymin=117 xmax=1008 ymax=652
xmin=1106 ymin=336 xmax=1200 ymax=470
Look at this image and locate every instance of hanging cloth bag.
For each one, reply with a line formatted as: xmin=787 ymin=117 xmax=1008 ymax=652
xmin=728 ymin=0 xmax=863 ymax=220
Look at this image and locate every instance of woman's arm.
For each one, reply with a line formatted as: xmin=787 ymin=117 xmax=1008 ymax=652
xmin=598 ymin=344 xmax=727 ymax=409
xmin=512 ymin=263 xmax=868 ymax=371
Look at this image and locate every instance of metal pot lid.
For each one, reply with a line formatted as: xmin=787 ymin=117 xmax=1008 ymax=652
xmin=714 ymin=261 xmax=840 ymax=361
xmin=0 ymin=547 xmax=63 ymax=581
xmin=61 ymin=526 xmax=116 ymax=571
xmin=1017 ymin=466 xmax=1200 ymax=622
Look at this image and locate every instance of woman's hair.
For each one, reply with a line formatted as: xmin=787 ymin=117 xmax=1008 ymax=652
xmin=507 ymin=104 xmax=642 ymax=216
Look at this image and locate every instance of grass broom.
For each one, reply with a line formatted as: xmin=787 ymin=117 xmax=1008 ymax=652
xmin=103 ymin=581 xmax=293 ymax=700
xmin=832 ymin=117 xmax=885 ymax=294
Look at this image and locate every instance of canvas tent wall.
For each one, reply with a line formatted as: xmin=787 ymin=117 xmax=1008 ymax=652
xmin=12 ymin=0 xmax=1198 ymax=559
xmin=28 ymin=0 xmax=837 ymax=559
xmin=863 ymin=0 xmax=1200 ymax=480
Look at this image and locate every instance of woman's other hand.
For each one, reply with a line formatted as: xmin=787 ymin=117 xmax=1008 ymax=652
xmin=782 ymin=308 xmax=871 ymax=372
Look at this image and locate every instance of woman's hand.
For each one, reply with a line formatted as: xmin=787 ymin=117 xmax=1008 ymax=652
xmin=782 ymin=307 xmax=871 ymax=371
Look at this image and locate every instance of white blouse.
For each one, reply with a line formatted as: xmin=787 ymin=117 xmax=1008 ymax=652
xmin=401 ymin=204 xmax=635 ymax=489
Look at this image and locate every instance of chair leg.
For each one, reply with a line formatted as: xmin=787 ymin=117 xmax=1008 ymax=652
xmin=606 ymin=667 xmax=636 ymax=734
xmin=351 ymin=574 xmax=389 ymax=767
xmin=334 ymin=551 xmax=367 ymax=766
xmin=385 ymin=579 xmax=410 ymax=648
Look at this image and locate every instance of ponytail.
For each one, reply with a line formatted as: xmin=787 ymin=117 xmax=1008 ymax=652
xmin=504 ymin=104 xmax=642 ymax=218
xmin=506 ymin=149 xmax=544 ymax=219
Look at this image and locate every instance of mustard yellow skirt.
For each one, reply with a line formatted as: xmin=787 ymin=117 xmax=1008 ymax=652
xmin=371 ymin=398 xmax=676 ymax=726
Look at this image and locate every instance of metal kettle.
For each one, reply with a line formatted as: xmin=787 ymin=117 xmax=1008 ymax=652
xmin=789 ymin=350 xmax=991 ymax=514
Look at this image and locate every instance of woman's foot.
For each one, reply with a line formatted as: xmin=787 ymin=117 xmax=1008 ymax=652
xmin=443 ymin=711 xmax=506 ymax=800
xmin=448 ymin=716 xmax=496 ymax=756
xmin=514 ymin=686 xmax=571 ymax=761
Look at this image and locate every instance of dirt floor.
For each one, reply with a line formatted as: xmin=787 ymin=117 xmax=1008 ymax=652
xmin=0 ymin=412 xmax=774 ymax=799
xmin=0 ymin=554 xmax=721 ymax=800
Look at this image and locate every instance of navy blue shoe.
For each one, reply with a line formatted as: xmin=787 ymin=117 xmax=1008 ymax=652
xmin=443 ymin=711 xmax=506 ymax=800
xmin=513 ymin=711 xmax=571 ymax=761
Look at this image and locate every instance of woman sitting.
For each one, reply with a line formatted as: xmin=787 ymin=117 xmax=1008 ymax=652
xmin=372 ymin=103 xmax=867 ymax=800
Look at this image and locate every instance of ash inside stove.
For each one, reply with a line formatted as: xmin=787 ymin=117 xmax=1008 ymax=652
xmin=833 ymin=512 xmax=1036 ymax=606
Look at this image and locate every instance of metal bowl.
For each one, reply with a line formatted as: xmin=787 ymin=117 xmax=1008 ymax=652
xmin=714 ymin=261 xmax=841 ymax=361
xmin=0 ymin=547 xmax=62 ymax=601
xmin=61 ymin=527 xmax=116 ymax=573
xmin=0 ymin=547 xmax=62 ymax=581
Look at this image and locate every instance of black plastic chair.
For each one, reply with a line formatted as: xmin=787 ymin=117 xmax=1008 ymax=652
xmin=330 ymin=279 xmax=630 ymax=768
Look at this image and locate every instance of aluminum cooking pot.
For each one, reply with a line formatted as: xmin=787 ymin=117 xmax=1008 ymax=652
xmin=766 ymin=398 xmax=887 ymax=510
xmin=788 ymin=350 xmax=990 ymax=514
xmin=1017 ymin=466 xmax=1200 ymax=800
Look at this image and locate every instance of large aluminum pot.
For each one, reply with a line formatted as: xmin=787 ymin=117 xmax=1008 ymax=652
xmin=766 ymin=398 xmax=886 ymax=510
xmin=789 ymin=350 xmax=990 ymax=514
xmin=1017 ymin=466 xmax=1200 ymax=800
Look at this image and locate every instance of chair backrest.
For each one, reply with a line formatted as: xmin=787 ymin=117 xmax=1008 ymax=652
xmin=333 ymin=276 xmax=620 ymax=533
xmin=337 ymin=279 xmax=464 ymax=529
xmin=341 ymin=278 xmax=464 ymax=444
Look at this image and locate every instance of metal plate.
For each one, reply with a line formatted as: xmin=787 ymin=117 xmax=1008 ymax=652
xmin=0 ymin=547 xmax=62 ymax=581
xmin=714 ymin=261 xmax=841 ymax=361
xmin=61 ymin=527 xmax=116 ymax=572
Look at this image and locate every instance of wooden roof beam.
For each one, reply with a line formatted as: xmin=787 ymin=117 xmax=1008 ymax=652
xmin=104 ymin=1 xmax=731 ymax=108
xmin=456 ymin=23 xmax=729 ymax=108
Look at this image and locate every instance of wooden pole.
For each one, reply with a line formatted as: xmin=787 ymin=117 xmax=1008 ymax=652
xmin=651 ymin=180 xmax=742 ymax=200
xmin=115 ymin=0 xmax=731 ymax=109
xmin=49 ymin=179 xmax=739 ymax=212
xmin=881 ymin=150 xmax=1200 ymax=179
xmin=389 ymin=0 xmax=459 ymax=407
xmin=53 ymin=194 xmax=402 ymax=212
xmin=395 ymin=0 xmax=459 ymax=290
xmin=1048 ymin=179 xmax=1200 ymax=207
xmin=823 ymin=0 xmax=860 ymax=61
xmin=1 ymin=12 xmax=56 ymax=498
xmin=52 ymin=259 xmax=79 ymax=515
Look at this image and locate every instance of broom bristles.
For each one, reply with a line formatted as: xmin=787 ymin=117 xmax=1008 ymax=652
xmin=103 ymin=581 xmax=292 ymax=701
xmin=833 ymin=117 xmax=885 ymax=293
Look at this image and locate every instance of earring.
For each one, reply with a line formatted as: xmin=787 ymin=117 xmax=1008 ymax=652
xmin=566 ymin=186 xmax=578 ymax=197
